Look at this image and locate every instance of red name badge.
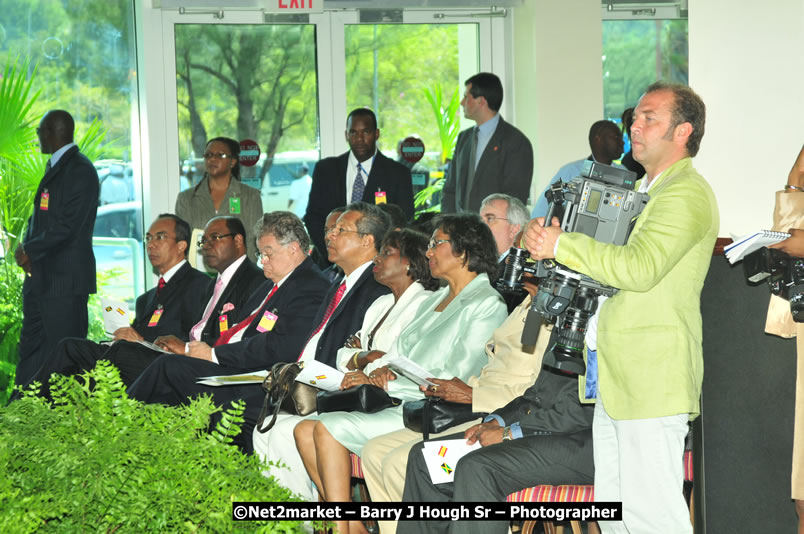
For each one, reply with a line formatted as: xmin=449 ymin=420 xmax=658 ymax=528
xmin=40 ymin=192 xmax=50 ymax=211
xmin=148 ymin=308 xmax=163 ymax=327
xmin=374 ymin=191 xmax=387 ymax=205
xmin=219 ymin=314 xmax=229 ymax=333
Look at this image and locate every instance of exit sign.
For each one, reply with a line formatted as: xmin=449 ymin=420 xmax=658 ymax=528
xmin=269 ymin=0 xmax=321 ymax=12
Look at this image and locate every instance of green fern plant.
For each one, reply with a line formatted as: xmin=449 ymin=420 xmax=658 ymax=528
xmin=1 ymin=361 xmax=305 ymax=533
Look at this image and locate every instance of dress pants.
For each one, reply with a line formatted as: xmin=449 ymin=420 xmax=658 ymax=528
xmin=127 ymin=355 xmax=265 ymax=454
xmin=398 ymin=430 xmax=594 ymax=534
xmin=362 ymin=421 xmax=481 ymax=534
xmin=16 ymin=294 xmax=88 ymax=387
xmin=252 ymin=413 xmax=316 ymax=501
xmin=593 ymin=398 xmax=691 ymax=534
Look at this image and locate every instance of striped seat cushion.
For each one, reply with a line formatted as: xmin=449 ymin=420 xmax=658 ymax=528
xmin=506 ymin=484 xmax=594 ymax=503
xmin=351 ymin=449 xmax=693 ymax=497
xmin=506 ymin=450 xmax=694 ymax=503
xmin=351 ymin=453 xmax=365 ymax=479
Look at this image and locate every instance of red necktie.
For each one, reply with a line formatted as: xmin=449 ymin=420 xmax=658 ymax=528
xmin=213 ymin=285 xmax=278 ymax=347
xmin=297 ymin=282 xmax=346 ymax=360
xmin=157 ymin=276 xmax=166 ymax=295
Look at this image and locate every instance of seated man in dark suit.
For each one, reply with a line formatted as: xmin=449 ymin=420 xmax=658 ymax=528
xmin=127 ymin=211 xmax=330 ymax=412
xmin=151 ymin=215 xmax=266 ymax=351
xmin=399 ymin=366 xmax=594 ymax=534
xmin=133 ymin=206 xmax=390 ymax=454
xmin=251 ymin=201 xmax=392 ymax=482
xmin=304 ymin=108 xmax=414 ymax=265
xmin=18 ymin=214 xmax=213 ymax=398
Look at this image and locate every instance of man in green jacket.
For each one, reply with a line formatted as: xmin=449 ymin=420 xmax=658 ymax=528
xmin=525 ymin=82 xmax=719 ymax=534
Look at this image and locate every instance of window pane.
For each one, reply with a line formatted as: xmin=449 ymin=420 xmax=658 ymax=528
xmin=602 ymin=20 xmax=689 ymax=120
xmin=0 ymin=0 xmax=142 ymax=331
xmin=174 ymin=24 xmax=319 ymax=217
xmin=344 ymin=23 xmax=479 ymax=203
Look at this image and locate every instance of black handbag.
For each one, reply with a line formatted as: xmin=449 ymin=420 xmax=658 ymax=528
xmin=256 ymin=362 xmax=320 ymax=433
xmin=403 ymin=397 xmax=488 ymax=440
xmin=316 ymin=384 xmax=401 ymax=414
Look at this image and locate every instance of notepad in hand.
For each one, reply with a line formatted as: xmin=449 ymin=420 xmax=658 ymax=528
xmin=725 ymin=230 xmax=790 ymax=264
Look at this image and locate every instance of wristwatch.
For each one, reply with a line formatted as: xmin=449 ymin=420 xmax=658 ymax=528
xmin=502 ymin=426 xmax=513 ymax=441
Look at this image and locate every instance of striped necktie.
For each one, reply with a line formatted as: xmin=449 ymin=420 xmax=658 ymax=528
xmin=351 ymin=163 xmax=366 ymax=203
xmin=297 ymin=281 xmax=346 ymax=360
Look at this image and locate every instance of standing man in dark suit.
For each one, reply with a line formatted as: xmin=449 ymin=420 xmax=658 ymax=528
xmin=18 ymin=215 xmax=212 ymax=397
xmin=441 ymin=73 xmax=534 ymax=214
xmin=399 ymin=367 xmax=594 ymax=534
xmin=127 ymin=211 xmax=330 ymax=408
xmin=304 ymin=108 xmax=414 ymax=265
xmin=14 ymin=110 xmax=100 ymax=387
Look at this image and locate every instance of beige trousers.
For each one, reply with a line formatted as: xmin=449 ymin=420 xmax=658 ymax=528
xmin=361 ymin=419 xmax=482 ymax=534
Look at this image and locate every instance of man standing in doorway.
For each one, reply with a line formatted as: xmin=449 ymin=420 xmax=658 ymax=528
xmin=442 ymin=72 xmax=533 ymax=214
xmin=14 ymin=110 xmax=100 ymax=387
xmin=304 ymin=108 xmax=414 ymax=264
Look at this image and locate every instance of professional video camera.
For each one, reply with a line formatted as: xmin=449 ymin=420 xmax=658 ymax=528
xmin=497 ymin=161 xmax=649 ymax=374
xmin=743 ymin=247 xmax=804 ymax=322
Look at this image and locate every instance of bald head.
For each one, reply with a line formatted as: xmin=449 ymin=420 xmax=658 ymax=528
xmin=38 ymin=110 xmax=75 ymax=154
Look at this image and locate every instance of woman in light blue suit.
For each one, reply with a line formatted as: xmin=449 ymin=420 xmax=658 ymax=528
xmin=294 ymin=214 xmax=508 ymax=534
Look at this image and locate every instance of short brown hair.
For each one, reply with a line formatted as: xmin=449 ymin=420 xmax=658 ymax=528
xmin=645 ymin=81 xmax=706 ymax=157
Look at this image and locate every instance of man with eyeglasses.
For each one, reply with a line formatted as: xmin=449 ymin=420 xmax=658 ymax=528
xmin=251 ymin=202 xmax=391 ymax=484
xmin=14 ymin=110 xmax=100 ymax=388
xmin=16 ymin=214 xmax=212 ymax=399
xmin=89 ymin=216 xmax=266 ymax=369
xmin=479 ymin=193 xmax=531 ymax=313
xmin=304 ymin=108 xmax=414 ymax=267
xmin=128 ymin=211 xmax=331 ymax=453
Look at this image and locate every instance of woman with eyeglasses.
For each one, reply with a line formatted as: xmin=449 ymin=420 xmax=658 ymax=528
xmin=293 ymin=214 xmax=508 ymax=534
xmin=175 ymin=137 xmax=263 ymax=262
xmin=337 ymin=228 xmax=439 ymax=374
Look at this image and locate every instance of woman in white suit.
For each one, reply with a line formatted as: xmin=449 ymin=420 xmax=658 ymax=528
xmin=253 ymin=228 xmax=437 ymax=501
xmin=294 ymin=214 xmax=508 ymax=534
xmin=337 ymin=229 xmax=440 ymax=373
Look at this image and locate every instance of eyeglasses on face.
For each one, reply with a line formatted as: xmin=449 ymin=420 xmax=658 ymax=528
xmin=325 ymin=226 xmax=365 ymax=238
xmin=145 ymin=232 xmax=176 ymax=244
xmin=428 ymin=238 xmax=452 ymax=249
xmin=203 ymin=152 xmax=233 ymax=160
xmin=197 ymin=233 xmax=235 ymax=247
xmin=255 ymin=245 xmax=287 ymax=262
xmin=482 ymin=214 xmax=509 ymax=224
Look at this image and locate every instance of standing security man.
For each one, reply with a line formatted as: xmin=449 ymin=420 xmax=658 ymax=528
xmin=14 ymin=110 xmax=99 ymax=387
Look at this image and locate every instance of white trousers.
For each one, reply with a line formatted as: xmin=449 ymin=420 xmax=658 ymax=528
xmin=593 ymin=398 xmax=691 ymax=534
xmin=252 ymin=413 xmax=315 ymax=502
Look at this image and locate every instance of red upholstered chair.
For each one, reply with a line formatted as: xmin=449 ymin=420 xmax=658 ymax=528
xmin=351 ymin=451 xmax=694 ymax=534
xmin=505 ymin=450 xmax=694 ymax=534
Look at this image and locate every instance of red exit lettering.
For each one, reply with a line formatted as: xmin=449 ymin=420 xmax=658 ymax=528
xmin=278 ymin=0 xmax=312 ymax=8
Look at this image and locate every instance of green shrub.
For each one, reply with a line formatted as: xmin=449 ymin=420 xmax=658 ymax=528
xmin=0 ymin=361 xmax=305 ymax=533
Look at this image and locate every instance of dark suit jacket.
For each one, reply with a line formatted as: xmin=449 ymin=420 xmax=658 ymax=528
xmin=198 ymin=258 xmax=267 ymax=345
xmin=132 ymin=261 xmax=213 ymax=342
xmin=304 ymin=150 xmax=414 ymax=260
xmin=22 ymin=146 xmax=99 ymax=297
xmin=442 ymin=117 xmax=533 ymax=213
xmin=497 ymin=365 xmax=592 ymax=437
xmin=490 ymin=367 xmax=594 ymax=477
xmin=309 ymin=265 xmax=390 ymax=368
xmin=214 ymin=257 xmax=330 ymax=369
